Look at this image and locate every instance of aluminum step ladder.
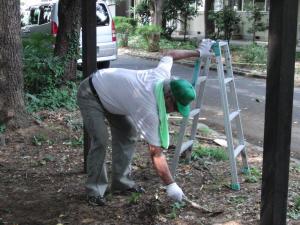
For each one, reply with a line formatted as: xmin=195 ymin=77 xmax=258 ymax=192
xmin=170 ymin=40 xmax=250 ymax=190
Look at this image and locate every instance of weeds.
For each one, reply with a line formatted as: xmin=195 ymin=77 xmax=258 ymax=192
xmin=32 ymin=134 xmax=47 ymax=146
xmin=245 ymin=167 xmax=261 ymax=183
xmin=228 ymin=195 xmax=247 ymax=205
xmin=288 ymin=195 xmax=300 ymax=220
xmin=192 ymin=145 xmax=228 ymax=161
xmin=238 ymin=43 xmax=267 ymax=64
xmin=64 ymin=116 xmax=82 ymax=131
xmin=128 ymin=192 xmax=142 ymax=204
xmin=168 ymin=202 xmax=186 ymax=219
xmin=0 ymin=124 xmax=6 ymax=133
xmin=70 ymin=136 xmax=83 ymax=147
xmin=198 ymin=126 xmax=212 ymax=137
xmin=23 ymin=33 xmax=65 ymax=94
xmin=26 ymin=82 xmax=78 ymax=112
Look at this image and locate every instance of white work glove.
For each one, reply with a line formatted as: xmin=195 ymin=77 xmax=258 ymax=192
xmin=166 ymin=182 xmax=184 ymax=202
xmin=197 ymin=39 xmax=214 ymax=58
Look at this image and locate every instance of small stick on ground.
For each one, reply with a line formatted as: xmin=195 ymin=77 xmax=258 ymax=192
xmin=183 ymin=197 xmax=223 ymax=216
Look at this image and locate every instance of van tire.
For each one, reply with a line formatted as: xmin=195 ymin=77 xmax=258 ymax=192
xmin=97 ymin=61 xmax=110 ymax=69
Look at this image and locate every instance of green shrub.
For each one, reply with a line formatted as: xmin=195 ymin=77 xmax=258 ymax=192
xmin=114 ymin=17 xmax=135 ymax=47
xmin=136 ymin=24 xmax=161 ymax=40
xmin=128 ymin=35 xmax=148 ymax=50
xmin=247 ymin=5 xmax=268 ymax=42
xmin=114 ymin=16 xmax=137 ymax=28
xmin=239 ymin=43 xmax=267 ymax=64
xmin=26 ymin=82 xmax=78 ymax=112
xmin=23 ymin=33 xmax=64 ymax=94
xmin=136 ymin=25 xmax=162 ymax=51
xmin=209 ymin=6 xmax=241 ymax=42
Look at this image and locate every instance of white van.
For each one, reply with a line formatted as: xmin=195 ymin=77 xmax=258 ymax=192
xmin=21 ymin=0 xmax=117 ymax=69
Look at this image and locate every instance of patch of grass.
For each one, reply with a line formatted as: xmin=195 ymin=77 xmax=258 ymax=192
xmin=128 ymin=192 xmax=142 ymax=205
xmin=191 ymin=145 xmax=228 ymax=161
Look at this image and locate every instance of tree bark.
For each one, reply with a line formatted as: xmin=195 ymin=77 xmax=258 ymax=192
xmin=54 ymin=0 xmax=81 ymax=81
xmin=204 ymin=0 xmax=215 ymax=38
xmin=0 ymin=0 xmax=30 ymax=129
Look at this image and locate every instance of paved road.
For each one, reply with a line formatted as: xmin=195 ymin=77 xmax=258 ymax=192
xmin=111 ymin=54 xmax=300 ymax=159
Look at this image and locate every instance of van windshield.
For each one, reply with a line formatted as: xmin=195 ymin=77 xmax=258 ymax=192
xmin=96 ymin=3 xmax=109 ymax=26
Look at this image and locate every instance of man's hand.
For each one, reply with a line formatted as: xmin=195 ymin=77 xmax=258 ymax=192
xmin=197 ymin=39 xmax=214 ymax=58
xmin=166 ymin=182 xmax=185 ymax=202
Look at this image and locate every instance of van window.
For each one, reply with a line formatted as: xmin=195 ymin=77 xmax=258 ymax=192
xmin=39 ymin=5 xmax=52 ymax=24
xmin=21 ymin=10 xmax=31 ymax=27
xmin=25 ymin=4 xmax=52 ymax=26
xmin=29 ymin=8 xmax=40 ymax=25
xmin=96 ymin=3 xmax=109 ymax=26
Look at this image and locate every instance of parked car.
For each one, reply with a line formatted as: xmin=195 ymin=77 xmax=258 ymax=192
xmin=21 ymin=0 xmax=117 ymax=69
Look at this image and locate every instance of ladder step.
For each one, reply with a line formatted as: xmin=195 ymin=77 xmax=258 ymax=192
xmin=189 ymin=108 xmax=200 ymax=118
xmin=180 ymin=140 xmax=194 ymax=154
xmin=229 ymin=110 xmax=240 ymax=121
xmin=224 ymin=77 xmax=233 ymax=84
xmin=234 ymin=144 xmax=245 ymax=158
xmin=197 ymin=76 xmax=207 ymax=85
xmin=219 ymin=41 xmax=228 ymax=47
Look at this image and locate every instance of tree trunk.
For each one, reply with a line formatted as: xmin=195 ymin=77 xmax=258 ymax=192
xmin=54 ymin=0 xmax=81 ymax=81
xmin=205 ymin=0 xmax=215 ymax=38
xmin=183 ymin=15 xmax=188 ymax=42
xmin=149 ymin=0 xmax=163 ymax=52
xmin=0 ymin=0 xmax=30 ymax=129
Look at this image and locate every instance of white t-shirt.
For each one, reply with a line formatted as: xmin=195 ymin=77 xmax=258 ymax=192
xmin=92 ymin=56 xmax=173 ymax=147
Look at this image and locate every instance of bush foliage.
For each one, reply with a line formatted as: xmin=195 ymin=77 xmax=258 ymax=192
xmin=22 ymin=33 xmax=65 ymax=94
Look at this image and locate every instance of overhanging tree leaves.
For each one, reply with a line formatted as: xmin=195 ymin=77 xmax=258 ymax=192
xmin=0 ymin=0 xmax=30 ymax=129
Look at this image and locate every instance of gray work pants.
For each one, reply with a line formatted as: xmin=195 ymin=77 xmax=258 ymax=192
xmin=77 ymin=77 xmax=137 ymax=197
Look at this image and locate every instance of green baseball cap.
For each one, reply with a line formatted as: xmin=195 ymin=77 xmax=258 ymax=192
xmin=170 ymin=79 xmax=196 ymax=117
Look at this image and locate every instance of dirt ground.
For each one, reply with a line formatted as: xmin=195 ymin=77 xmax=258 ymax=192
xmin=0 ymin=109 xmax=299 ymax=225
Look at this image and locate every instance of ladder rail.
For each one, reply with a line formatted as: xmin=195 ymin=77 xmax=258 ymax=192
xmin=223 ymin=44 xmax=250 ymax=171
xmin=215 ymin=53 xmax=240 ymax=186
xmin=185 ymin=57 xmax=212 ymax=162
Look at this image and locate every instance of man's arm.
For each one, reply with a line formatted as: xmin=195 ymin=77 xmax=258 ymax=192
xmin=163 ymin=49 xmax=199 ymax=60
xmin=162 ymin=39 xmax=214 ymax=60
xmin=148 ymin=144 xmax=174 ymax=185
xmin=148 ymin=144 xmax=185 ymax=202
